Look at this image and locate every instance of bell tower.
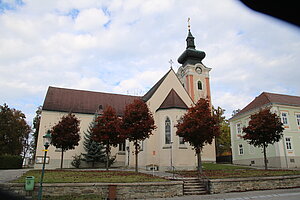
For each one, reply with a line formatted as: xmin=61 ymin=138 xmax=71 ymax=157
xmin=177 ymin=21 xmax=212 ymax=105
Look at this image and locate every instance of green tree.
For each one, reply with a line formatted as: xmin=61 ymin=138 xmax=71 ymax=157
xmin=31 ymin=106 xmax=42 ymax=162
xmin=92 ymin=106 xmax=122 ymax=170
xmin=51 ymin=113 xmax=80 ymax=169
xmin=0 ymin=103 xmax=31 ymax=158
xmin=232 ymin=109 xmax=241 ymax=117
xmin=82 ymin=115 xmax=106 ymax=168
xmin=242 ymin=108 xmax=284 ymax=170
xmin=213 ymin=107 xmax=231 ymax=156
xmin=122 ymin=99 xmax=156 ymax=172
xmin=176 ymin=99 xmax=220 ymax=174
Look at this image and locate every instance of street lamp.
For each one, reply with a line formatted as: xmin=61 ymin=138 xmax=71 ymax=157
xmin=38 ymin=130 xmax=51 ymax=200
xmin=170 ymin=141 xmax=175 ymax=179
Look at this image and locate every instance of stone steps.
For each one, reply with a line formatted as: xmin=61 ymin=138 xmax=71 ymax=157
xmin=183 ymin=178 xmax=207 ymax=195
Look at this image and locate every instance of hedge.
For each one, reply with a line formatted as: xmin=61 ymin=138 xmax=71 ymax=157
xmin=0 ymin=155 xmax=23 ymax=169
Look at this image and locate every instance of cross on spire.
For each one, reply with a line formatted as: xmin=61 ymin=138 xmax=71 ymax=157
xmin=188 ymin=17 xmax=191 ymax=31
xmin=169 ymin=59 xmax=174 ymax=69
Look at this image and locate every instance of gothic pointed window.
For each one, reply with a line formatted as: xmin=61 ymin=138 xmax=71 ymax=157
xmin=165 ymin=117 xmax=171 ymax=144
xmin=197 ymin=81 xmax=202 ymax=90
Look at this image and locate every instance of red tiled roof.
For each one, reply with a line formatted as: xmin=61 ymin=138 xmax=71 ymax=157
xmin=232 ymin=92 xmax=300 ymax=118
xmin=157 ymin=89 xmax=188 ymax=111
xmin=42 ymin=86 xmax=140 ymax=116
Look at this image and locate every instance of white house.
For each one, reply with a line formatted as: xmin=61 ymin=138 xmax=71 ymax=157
xmin=230 ymin=92 xmax=300 ymax=168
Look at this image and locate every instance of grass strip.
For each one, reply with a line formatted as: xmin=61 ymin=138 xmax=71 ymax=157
xmin=14 ymin=170 xmax=167 ymax=183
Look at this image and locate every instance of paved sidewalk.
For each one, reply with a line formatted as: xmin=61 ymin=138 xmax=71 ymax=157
xmin=138 ymin=168 xmax=180 ymax=179
xmin=0 ymin=169 xmax=31 ymax=183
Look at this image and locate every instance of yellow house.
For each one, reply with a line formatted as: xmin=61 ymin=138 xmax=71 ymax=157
xmin=34 ymin=29 xmax=216 ymax=170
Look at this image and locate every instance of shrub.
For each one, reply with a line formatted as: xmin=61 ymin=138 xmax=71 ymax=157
xmin=0 ymin=155 xmax=23 ymax=169
xmin=71 ymin=154 xmax=82 ymax=168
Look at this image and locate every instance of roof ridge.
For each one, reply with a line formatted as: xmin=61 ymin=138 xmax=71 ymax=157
xmin=262 ymin=92 xmax=272 ymax=103
xmin=230 ymin=91 xmax=300 ymax=120
xmin=142 ymin=69 xmax=172 ymax=102
xmin=48 ymin=86 xmax=140 ymax=98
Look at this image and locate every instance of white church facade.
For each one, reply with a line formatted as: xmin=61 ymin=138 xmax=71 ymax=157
xmin=34 ymin=29 xmax=216 ymax=171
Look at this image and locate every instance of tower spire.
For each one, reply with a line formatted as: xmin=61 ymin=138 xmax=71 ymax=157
xmin=186 ymin=18 xmax=195 ymax=49
xmin=177 ymin=19 xmax=206 ymax=65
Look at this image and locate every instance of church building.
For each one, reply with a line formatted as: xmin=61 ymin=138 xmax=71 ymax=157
xmin=34 ymin=28 xmax=216 ymax=170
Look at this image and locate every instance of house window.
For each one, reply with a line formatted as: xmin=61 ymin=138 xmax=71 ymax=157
xmin=236 ymin=123 xmax=242 ymax=134
xmin=238 ymin=144 xmax=244 ymax=155
xmin=165 ymin=117 xmax=171 ymax=144
xmin=119 ymin=142 xmax=125 ymax=151
xmin=179 ymin=137 xmax=185 ymax=145
xmin=36 ymin=156 xmax=50 ymax=164
xmin=138 ymin=141 xmax=144 ymax=151
xmin=281 ymin=112 xmax=288 ymax=125
xmin=285 ymin=137 xmax=292 ymax=150
xmin=197 ymin=81 xmax=202 ymax=90
xmin=296 ymin=114 xmax=300 ymax=126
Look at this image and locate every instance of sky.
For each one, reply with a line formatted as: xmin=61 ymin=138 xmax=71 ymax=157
xmin=0 ymin=0 xmax=299 ymax=125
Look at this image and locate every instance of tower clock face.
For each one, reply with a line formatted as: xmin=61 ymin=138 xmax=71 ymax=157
xmin=195 ymin=67 xmax=202 ymax=74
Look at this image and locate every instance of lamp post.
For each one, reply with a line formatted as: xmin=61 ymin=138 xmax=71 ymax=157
xmin=170 ymin=141 xmax=174 ymax=179
xmin=38 ymin=130 xmax=51 ymax=200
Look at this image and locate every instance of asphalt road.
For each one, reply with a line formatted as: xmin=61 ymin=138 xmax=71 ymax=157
xmin=148 ymin=188 xmax=300 ymax=200
xmin=0 ymin=169 xmax=30 ymax=183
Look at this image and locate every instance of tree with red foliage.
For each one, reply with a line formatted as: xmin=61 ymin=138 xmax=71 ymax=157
xmin=242 ymin=108 xmax=284 ymax=170
xmin=92 ymin=106 xmax=122 ymax=170
xmin=122 ymin=99 xmax=156 ymax=172
xmin=51 ymin=113 xmax=80 ymax=169
xmin=176 ymin=98 xmax=220 ymax=174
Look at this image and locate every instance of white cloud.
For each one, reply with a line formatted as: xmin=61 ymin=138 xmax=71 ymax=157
xmin=113 ymin=70 xmax=165 ymax=95
xmin=74 ymin=8 xmax=109 ymax=31
xmin=0 ymin=0 xmax=299 ymax=123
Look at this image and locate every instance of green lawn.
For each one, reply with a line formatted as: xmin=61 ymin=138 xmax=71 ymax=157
xmin=172 ymin=163 xmax=300 ymax=179
xmin=14 ymin=170 xmax=167 ymax=183
xmin=202 ymin=163 xmax=251 ymax=170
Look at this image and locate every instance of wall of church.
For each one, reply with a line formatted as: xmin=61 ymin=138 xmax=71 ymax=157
xmin=34 ymin=110 xmax=121 ymax=169
xmin=139 ymin=69 xmax=216 ymax=171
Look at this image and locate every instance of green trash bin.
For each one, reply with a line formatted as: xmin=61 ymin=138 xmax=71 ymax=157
xmin=25 ymin=176 xmax=35 ymax=191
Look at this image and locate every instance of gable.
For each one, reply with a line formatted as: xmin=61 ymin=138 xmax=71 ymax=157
xmin=157 ymin=89 xmax=188 ymax=111
xmin=145 ymin=69 xmax=193 ymax=112
xmin=142 ymin=69 xmax=170 ymax=102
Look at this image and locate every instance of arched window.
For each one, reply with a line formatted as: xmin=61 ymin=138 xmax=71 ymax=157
xmin=165 ymin=117 xmax=171 ymax=144
xmin=197 ymin=81 xmax=202 ymax=90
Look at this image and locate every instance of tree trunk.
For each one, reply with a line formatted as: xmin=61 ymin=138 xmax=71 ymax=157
xmin=60 ymin=149 xmax=64 ymax=169
xmin=106 ymin=144 xmax=109 ymax=171
xmin=135 ymin=140 xmax=138 ymax=173
xmin=22 ymin=148 xmax=26 ymax=167
xmin=263 ymin=145 xmax=268 ymax=170
xmin=196 ymin=147 xmax=203 ymax=174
